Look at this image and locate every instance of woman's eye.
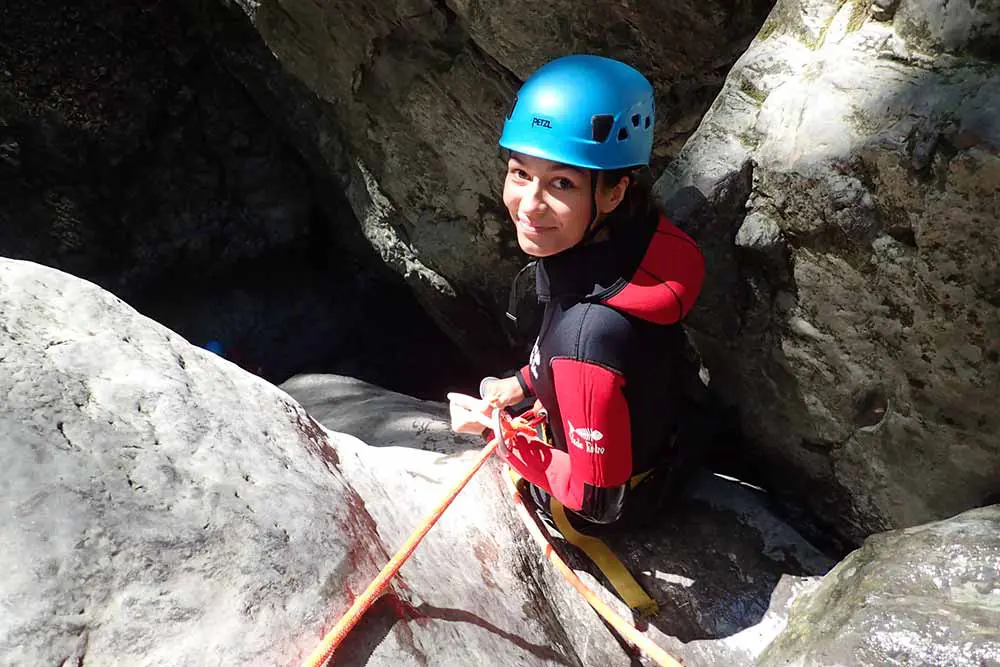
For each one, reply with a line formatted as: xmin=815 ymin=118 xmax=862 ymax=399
xmin=511 ymin=168 xmax=529 ymax=180
xmin=552 ymin=177 xmax=575 ymax=190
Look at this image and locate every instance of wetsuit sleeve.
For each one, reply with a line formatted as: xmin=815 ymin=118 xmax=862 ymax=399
xmin=663 ymin=233 xmax=705 ymax=321
xmin=504 ymin=358 xmax=631 ymax=523
xmin=604 ymin=219 xmax=705 ymax=325
xmin=515 ymin=364 xmax=534 ymax=397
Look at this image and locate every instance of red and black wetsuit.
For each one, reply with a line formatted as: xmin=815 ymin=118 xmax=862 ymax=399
xmin=505 ymin=210 xmax=705 ymax=524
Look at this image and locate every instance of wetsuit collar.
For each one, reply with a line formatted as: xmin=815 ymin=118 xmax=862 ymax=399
xmin=536 ymin=212 xmax=653 ymax=303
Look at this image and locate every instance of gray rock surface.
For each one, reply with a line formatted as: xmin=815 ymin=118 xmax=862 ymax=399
xmin=312 ymin=419 xmax=633 ymax=667
xmin=0 ymin=257 xmax=627 ymax=666
xmin=893 ymin=0 xmax=1000 ymax=59
xmin=757 ymin=505 xmax=1000 ymax=667
xmin=0 ymin=258 xmax=365 ymax=665
xmin=560 ymin=473 xmax=835 ymax=667
xmin=7 ymin=256 xmax=984 ymax=667
xmin=656 ymin=0 xmax=1000 ymax=544
xmin=2 ymin=258 xmax=669 ymax=667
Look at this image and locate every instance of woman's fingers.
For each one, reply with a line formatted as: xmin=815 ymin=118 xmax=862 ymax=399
xmin=481 ymin=377 xmax=521 ymax=408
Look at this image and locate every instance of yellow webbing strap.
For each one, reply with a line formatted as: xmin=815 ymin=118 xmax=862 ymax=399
xmin=504 ymin=413 xmax=659 ymax=618
xmin=548 ymin=471 xmax=659 ymax=618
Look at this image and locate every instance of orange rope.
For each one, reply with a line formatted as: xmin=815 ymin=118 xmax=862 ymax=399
xmin=301 ymin=438 xmax=499 ymax=667
xmin=502 ymin=469 xmax=685 ymax=667
xmin=301 ymin=408 xmax=683 ymax=667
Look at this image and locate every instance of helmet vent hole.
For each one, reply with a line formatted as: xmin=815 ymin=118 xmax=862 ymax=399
xmin=644 ymin=116 xmax=651 ymax=129
xmin=506 ymin=96 xmax=519 ymax=120
xmin=591 ymin=115 xmax=614 ymax=143
xmin=617 ymin=127 xmax=629 ymax=141
xmin=631 ymin=114 xmax=640 ymax=127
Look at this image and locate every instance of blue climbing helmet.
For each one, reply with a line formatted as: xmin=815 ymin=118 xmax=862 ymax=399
xmin=498 ymin=54 xmax=655 ymax=170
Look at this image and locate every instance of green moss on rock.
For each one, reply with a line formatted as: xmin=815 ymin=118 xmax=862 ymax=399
xmin=739 ymin=77 xmax=770 ymax=104
xmin=847 ymin=0 xmax=872 ymax=32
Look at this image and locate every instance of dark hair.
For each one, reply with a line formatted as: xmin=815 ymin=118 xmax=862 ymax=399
xmin=598 ymin=166 xmax=658 ymax=232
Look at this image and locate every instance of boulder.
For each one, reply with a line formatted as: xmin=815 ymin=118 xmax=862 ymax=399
xmin=0 ymin=258 xmax=617 ymax=665
xmin=656 ymin=0 xmax=1000 ymax=544
xmin=757 ymin=505 xmax=1000 ymax=667
xmin=0 ymin=258 xmax=366 ymax=664
xmin=288 ymin=374 xmax=837 ymax=667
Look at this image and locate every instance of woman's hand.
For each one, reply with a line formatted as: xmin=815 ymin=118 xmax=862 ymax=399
xmin=447 ymin=392 xmax=496 ymax=436
xmin=479 ymin=375 xmax=525 ymax=409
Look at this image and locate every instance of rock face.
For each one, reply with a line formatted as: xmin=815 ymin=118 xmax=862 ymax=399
xmin=0 ymin=257 xmax=622 ymax=666
xmin=656 ymin=0 xmax=1000 ymax=544
xmin=1 ymin=257 xmax=827 ymax=666
xmin=182 ymin=0 xmax=773 ymax=362
xmin=0 ymin=259 xmax=368 ymax=665
xmin=0 ymin=0 xmax=472 ymax=396
xmin=757 ymin=505 xmax=1000 ymax=667
xmin=181 ymin=0 xmax=999 ymax=547
xmin=9 ymin=256 xmax=992 ymax=667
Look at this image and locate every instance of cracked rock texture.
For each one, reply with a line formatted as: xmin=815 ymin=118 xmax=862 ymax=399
xmin=655 ymin=0 xmax=1000 ymax=544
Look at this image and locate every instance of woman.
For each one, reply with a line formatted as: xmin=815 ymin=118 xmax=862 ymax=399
xmin=449 ymin=54 xmax=705 ymax=528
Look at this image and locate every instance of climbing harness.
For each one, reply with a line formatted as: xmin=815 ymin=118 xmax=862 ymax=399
xmin=497 ymin=404 xmax=662 ymax=618
xmin=503 ymin=468 xmax=683 ymax=667
xmin=494 ymin=407 xmax=682 ymax=666
xmin=548 ymin=476 xmax=659 ymax=617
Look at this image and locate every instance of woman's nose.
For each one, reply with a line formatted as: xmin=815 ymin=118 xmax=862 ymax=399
xmin=520 ymin=179 xmax=546 ymax=214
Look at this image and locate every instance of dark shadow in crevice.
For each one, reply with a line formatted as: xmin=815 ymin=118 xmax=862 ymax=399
xmin=0 ymin=0 xmax=482 ymax=403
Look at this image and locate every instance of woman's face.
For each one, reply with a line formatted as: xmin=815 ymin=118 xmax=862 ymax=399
xmin=502 ymin=153 xmax=625 ymax=257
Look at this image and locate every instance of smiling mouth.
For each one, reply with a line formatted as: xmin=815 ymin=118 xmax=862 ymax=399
xmin=516 ymin=218 xmax=553 ymax=235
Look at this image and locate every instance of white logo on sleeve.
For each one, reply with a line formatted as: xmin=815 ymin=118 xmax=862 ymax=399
xmin=529 ymin=339 xmax=541 ymax=379
xmin=567 ymin=420 xmax=606 ymax=454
